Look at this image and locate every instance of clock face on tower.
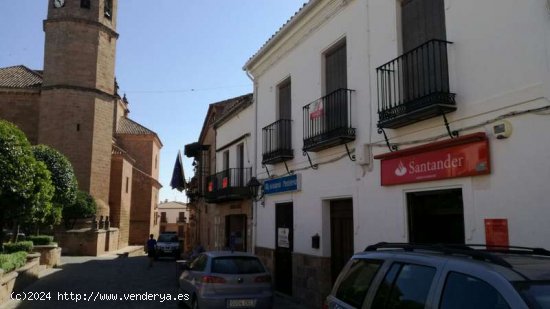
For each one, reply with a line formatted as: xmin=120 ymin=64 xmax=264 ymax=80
xmin=53 ymin=0 xmax=65 ymax=8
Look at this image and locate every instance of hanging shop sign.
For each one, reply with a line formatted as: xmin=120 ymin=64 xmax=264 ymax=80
xmin=263 ymin=174 xmax=301 ymax=195
xmin=375 ymin=133 xmax=490 ymax=186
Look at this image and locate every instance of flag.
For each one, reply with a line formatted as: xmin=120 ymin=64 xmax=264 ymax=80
xmin=170 ymin=150 xmax=186 ymax=191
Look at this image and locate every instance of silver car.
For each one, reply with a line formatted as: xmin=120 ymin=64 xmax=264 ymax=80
xmin=326 ymin=243 xmax=550 ymax=309
xmin=178 ymin=251 xmax=273 ymax=309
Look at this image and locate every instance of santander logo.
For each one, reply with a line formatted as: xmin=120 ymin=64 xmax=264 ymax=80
xmin=394 ymin=161 xmax=407 ymax=177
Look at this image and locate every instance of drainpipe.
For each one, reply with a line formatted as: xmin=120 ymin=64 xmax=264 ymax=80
xmin=245 ymin=69 xmax=258 ymax=255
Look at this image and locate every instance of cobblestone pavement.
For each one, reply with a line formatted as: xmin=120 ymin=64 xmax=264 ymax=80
xmin=3 ymin=254 xmax=307 ymax=309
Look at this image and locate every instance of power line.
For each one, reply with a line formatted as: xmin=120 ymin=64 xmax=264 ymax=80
xmin=124 ymin=84 xmax=251 ymax=94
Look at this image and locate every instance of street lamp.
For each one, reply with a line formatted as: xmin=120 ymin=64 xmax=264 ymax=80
xmin=247 ymin=177 xmax=264 ymax=201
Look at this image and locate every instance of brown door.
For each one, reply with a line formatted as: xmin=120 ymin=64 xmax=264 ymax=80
xmin=275 ymin=203 xmax=293 ymax=295
xmin=330 ymin=199 xmax=354 ymax=284
xmin=225 ymin=214 xmax=247 ymax=252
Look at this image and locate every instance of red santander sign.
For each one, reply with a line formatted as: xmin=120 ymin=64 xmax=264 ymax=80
xmin=375 ymin=133 xmax=490 ymax=186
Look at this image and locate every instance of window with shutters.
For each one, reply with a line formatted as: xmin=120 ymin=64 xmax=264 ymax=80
xmin=262 ymin=78 xmax=294 ymax=164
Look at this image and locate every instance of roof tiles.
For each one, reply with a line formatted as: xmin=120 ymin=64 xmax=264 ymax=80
xmin=0 ymin=65 xmax=43 ymax=88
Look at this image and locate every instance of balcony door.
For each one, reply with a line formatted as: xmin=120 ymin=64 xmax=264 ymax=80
xmin=236 ymin=143 xmax=244 ymax=187
xmin=402 ymin=0 xmax=446 ymax=53
xmin=222 ymin=150 xmax=229 ymax=189
xmin=401 ymin=0 xmax=447 ymax=101
xmin=277 ymin=79 xmax=292 ymax=154
xmin=324 ymin=40 xmax=347 ymax=132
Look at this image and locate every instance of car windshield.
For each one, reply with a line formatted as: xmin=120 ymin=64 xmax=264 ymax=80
xmin=514 ymin=281 xmax=550 ymax=309
xmin=158 ymin=234 xmax=178 ymax=242
xmin=211 ymin=256 xmax=265 ymax=274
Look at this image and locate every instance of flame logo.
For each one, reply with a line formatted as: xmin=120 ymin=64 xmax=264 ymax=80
xmin=395 ymin=161 xmax=407 ymax=176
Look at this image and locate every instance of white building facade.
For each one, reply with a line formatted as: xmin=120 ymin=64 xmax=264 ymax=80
xmin=207 ymin=94 xmax=255 ymax=252
xmin=244 ymin=0 xmax=550 ymax=307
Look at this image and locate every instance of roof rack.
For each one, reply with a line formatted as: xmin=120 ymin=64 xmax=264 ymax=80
xmin=462 ymin=244 xmax=550 ymax=256
xmin=364 ymin=242 xmax=513 ymax=268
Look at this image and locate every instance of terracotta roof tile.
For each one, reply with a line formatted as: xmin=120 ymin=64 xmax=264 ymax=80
xmin=117 ymin=117 xmax=156 ymax=135
xmin=0 ymin=65 xmax=43 ymax=88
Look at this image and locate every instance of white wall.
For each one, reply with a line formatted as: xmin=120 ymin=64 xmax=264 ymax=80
xmin=215 ymin=104 xmax=254 ymax=170
xmin=158 ymin=202 xmax=188 ymax=224
xmin=248 ymin=0 xmax=550 ymax=254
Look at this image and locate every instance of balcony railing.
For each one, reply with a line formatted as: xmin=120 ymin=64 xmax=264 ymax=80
xmin=302 ymin=88 xmax=355 ymax=152
xmin=205 ymin=168 xmax=252 ymax=203
xmin=377 ymin=39 xmax=456 ymax=129
xmin=262 ymin=119 xmax=293 ymax=164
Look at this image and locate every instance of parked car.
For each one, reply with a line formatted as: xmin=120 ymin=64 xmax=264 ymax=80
xmin=326 ymin=242 xmax=550 ymax=309
xmin=178 ymin=251 xmax=273 ymax=309
xmin=155 ymin=232 xmax=181 ymax=259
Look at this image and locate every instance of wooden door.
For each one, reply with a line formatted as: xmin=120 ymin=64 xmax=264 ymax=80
xmin=275 ymin=203 xmax=293 ymax=295
xmin=330 ymin=199 xmax=354 ymax=284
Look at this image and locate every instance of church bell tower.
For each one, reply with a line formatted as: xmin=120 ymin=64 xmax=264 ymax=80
xmin=39 ymin=0 xmax=119 ymax=215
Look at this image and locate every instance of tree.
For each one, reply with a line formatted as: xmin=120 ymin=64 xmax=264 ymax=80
xmin=0 ymin=120 xmax=54 ymax=241
xmin=32 ymin=144 xmax=78 ymax=228
xmin=63 ymin=190 xmax=97 ymax=229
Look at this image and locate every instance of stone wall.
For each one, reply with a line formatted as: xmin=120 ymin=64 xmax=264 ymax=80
xmin=0 ymin=90 xmax=40 ymax=144
xmin=128 ymin=170 xmax=157 ymax=244
xmin=55 ymin=229 xmax=107 ymax=256
xmin=109 ymin=155 xmax=133 ymax=248
xmin=253 ymin=247 xmax=331 ymax=309
xmin=293 ymin=253 xmax=332 ymax=309
xmin=254 ymin=246 xmax=274 ymax=275
xmin=33 ymin=245 xmax=62 ymax=268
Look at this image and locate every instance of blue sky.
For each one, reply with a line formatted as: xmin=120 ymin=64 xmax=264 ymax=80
xmin=0 ymin=0 xmax=306 ymax=202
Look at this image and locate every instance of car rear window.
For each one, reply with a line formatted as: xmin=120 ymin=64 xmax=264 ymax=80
xmin=514 ymin=281 xmax=550 ymax=309
xmin=158 ymin=234 xmax=178 ymax=242
xmin=335 ymin=259 xmax=382 ymax=308
xmin=211 ymin=257 xmax=265 ymax=274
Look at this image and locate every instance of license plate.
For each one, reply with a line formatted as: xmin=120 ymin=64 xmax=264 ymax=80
xmin=227 ymin=299 xmax=256 ymax=308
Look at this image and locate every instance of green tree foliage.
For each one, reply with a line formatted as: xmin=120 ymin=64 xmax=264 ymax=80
xmin=0 ymin=121 xmax=54 ymax=238
xmin=22 ymin=160 xmax=55 ymax=226
xmin=63 ymin=190 xmax=97 ymax=229
xmin=0 ymin=120 xmax=37 ymax=212
xmin=32 ymin=145 xmax=78 ymax=226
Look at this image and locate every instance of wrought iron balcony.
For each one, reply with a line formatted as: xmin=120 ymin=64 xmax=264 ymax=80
xmin=302 ymin=88 xmax=355 ymax=152
xmin=377 ymin=39 xmax=456 ymax=129
xmin=262 ymin=119 xmax=293 ymax=165
xmin=205 ymin=168 xmax=252 ymax=203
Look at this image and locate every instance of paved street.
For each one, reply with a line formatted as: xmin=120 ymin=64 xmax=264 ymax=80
xmin=2 ymin=254 xmax=307 ymax=309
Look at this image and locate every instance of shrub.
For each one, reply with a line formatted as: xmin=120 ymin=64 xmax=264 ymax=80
xmin=3 ymin=241 xmax=34 ymax=253
xmin=0 ymin=251 xmax=28 ymax=273
xmin=27 ymin=235 xmax=54 ymax=246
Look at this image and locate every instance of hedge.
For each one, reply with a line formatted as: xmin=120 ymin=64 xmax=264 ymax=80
xmin=0 ymin=251 xmax=28 ymax=273
xmin=3 ymin=241 xmax=34 ymax=253
xmin=27 ymin=235 xmax=54 ymax=246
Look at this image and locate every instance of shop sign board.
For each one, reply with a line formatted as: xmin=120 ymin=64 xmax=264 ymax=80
xmin=277 ymin=228 xmax=290 ymax=248
xmin=375 ymin=133 xmax=490 ymax=186
xmin=264 ymin=174 xmax=301 ymax=195
xmin=485 ymin=218 xmax=509 ymax=247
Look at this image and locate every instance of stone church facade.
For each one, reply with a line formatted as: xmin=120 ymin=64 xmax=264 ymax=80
xmin=0 ymin=0 xmax=161 ymax=254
